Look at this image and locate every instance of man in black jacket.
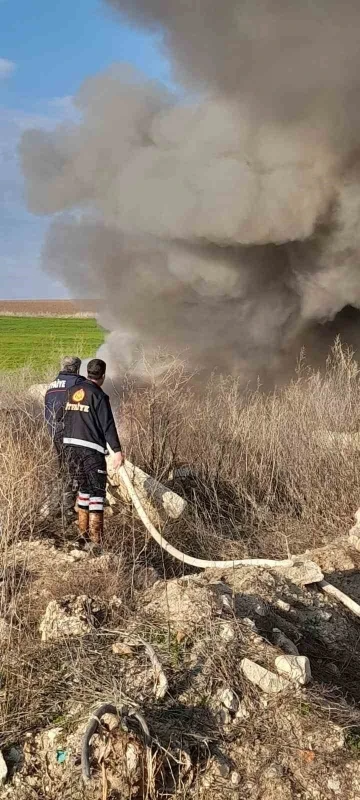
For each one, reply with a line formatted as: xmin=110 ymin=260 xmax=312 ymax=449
xmin=45 ymin=355 xmax=84 ymax=516
xmin=63 ymin=358 xmax=124 ymax=544
xmin=45 ymin=356 xmax=84 ymax=449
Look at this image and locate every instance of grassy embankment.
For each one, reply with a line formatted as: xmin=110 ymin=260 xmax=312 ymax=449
xmin=0 ymin=315 xmax=105 ymax=372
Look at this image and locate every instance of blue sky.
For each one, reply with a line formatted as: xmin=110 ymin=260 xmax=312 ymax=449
xmin=0 ymin=0 xmax=171 ymax=298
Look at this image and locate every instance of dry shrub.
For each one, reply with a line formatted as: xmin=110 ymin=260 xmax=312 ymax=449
xmin=120 ymin=340 xmax=360 ymax=560
xmin=120 ymin=353 xmax=193 ymax=482
xmin=0 ymin=404 xmax=56 ymax=549
xmin=5 ymin=344 xmax=357 ymax=572
xmin=0 ymin=373 xmax=65 ymax=721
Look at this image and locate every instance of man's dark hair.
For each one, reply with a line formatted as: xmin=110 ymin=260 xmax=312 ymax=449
xmin=87 ymin=358 xmax=106 ymax=380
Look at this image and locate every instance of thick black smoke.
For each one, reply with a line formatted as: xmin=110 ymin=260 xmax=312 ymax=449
xmin=20 ymin=0 xmax=360 ymax=381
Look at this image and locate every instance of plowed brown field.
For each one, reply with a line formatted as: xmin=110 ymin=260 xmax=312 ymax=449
xmin=0 ymin=300 xmax=97 ymax=317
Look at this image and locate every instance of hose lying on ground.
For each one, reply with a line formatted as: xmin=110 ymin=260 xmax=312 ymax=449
xmin=120 ymin=464 xmax=360 ymax=619
xmin=119 ymin=464 xmax=293 ymax=570
xmin=319 ymin=579 xmax=360 ymax=617
xmin=81 ymin=702 xmax=151 ymax=781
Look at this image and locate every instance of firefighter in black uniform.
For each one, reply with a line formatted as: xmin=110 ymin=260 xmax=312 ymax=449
xmin=44 ymin=355 xmax=85 ymax=516
xmin=62 ymin=358 xmax=124 ymax=544
xmin=45 ymin=355 xmax=84 ymax=451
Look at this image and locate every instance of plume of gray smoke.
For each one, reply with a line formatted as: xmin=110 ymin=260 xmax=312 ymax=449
xmin=19 ymin=0 xmax=360 ymax=381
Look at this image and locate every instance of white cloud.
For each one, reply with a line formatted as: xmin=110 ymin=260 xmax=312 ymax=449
xmin=49 ymin=95 xmax=74 ymax=112
xmin=0 ymin=57 xmax=16 ymax=79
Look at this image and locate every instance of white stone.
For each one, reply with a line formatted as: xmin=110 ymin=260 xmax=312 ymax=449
xmin=109 ymin=595 xmax=122 ymax=610
xmin=275 ymin=655 xmax=312 ymax=686
xmin=219 ymin=622 xmax=236 ymax=642
xmin=254 ymin=601 xmax=267 ymax=616
xmin=235 ymin=701 xmax=250 ymax=720
xmin=218 ymin=687 xmax=238 ymax=713
xmin=241 ymin=658 xmax=288 ymax=694
xmin=231 ymin=771 xmax=241 ymax=786
xmin=39 ymin=595 xmax=107 ymax=642
xmin=315 ymin=609 xmax=332 ymax=622
xmin=221 ymin=594 xmax=232 ymax=612
xmin=102 ymin=713 xmax=119 ymax=731
xmin=47 ymin=727 xmax=62 ymax=744
xmin=277 ymin=560 xmax=324 ymax=586
xmin=327 ymin=777 xmax=341 ymax=793
xmin=0 ymin=751 xmax=8 ymax=785
xmin=39 ymin=500 xmax=51 ymax=520
xmin=126 ymin=742 xmax=140 ymax=776
xmin=349 ymin=527 xmax=360 ymax=551
xmin=242 ymin=618 xmax=257 ymax=630
xmin=69 ymin=549 xmax=87 ymax=561
xmin=276 ymin=599 xmax=291 ymax=612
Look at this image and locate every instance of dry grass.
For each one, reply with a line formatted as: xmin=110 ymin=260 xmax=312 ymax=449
xmin=0 ymin=422 xmax=53 ymax=551
xmin=120 ymin=340 xmax=360 ymax=562
xmin=1 ymin=340 xmax=360 ymax=779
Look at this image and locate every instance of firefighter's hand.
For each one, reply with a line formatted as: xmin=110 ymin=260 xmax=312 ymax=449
xmin=112 ymin=451 xmax=125 ymax=470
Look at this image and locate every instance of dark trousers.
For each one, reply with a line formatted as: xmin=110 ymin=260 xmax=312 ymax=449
xmin=64 ymin=446 xmax=107 ymax=512
xmin=53 ymin=432 xmax=76 ymax=512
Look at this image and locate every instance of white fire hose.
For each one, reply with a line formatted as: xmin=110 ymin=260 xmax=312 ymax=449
xmin=119 ymin=464 xmax=360 ymax=618
xmin=119 ymin=464 xmax=293 ymax=569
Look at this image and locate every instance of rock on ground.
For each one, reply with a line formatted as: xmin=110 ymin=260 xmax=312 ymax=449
xmin=349 ymin=526 xmax=360 ymax=551
xmin=0 ymin=750 xmax=8 ymax=784
xmin=142 ymin=576 xmax=227 ymax=633
xmin=275 ymin=655 xmax=312 ymax=685
xmin=241 ymin=658 xmax=289 ymax=694
xmin=275 ymin=560 xmax=324 ymax=586
xmin=272 ymin=628 xmax=299 ymax=655
xmin=39 ymin=595 xmax=108 ymax=642
xmin=218 ymin=687 xmax=239 ymax=713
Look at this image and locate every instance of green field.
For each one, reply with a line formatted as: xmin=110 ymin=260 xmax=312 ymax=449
xmin=0 ymin=316 xmax=105 ymax=371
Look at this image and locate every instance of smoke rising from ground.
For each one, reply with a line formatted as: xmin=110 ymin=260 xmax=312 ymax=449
xmin=20 ymin=0 xmax=360 ymax=381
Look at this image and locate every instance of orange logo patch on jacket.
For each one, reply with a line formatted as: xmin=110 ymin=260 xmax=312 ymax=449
xmin=72 ymin=388 xmax=85 ymax=403
xmin=66 ymin=386 xmax=89 ymax=412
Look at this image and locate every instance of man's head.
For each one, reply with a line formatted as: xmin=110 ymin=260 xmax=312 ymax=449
xmin=61 ymin=355 xmax=81 ymax=374
xmin=87 ymin=358 xmax=106 ymax=386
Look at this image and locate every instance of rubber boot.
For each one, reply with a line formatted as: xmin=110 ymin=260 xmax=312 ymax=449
xmin=78 ymin=508 xmax=89 ymax=537
xmin=89 ymin=511 xmax=103 ymax=545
